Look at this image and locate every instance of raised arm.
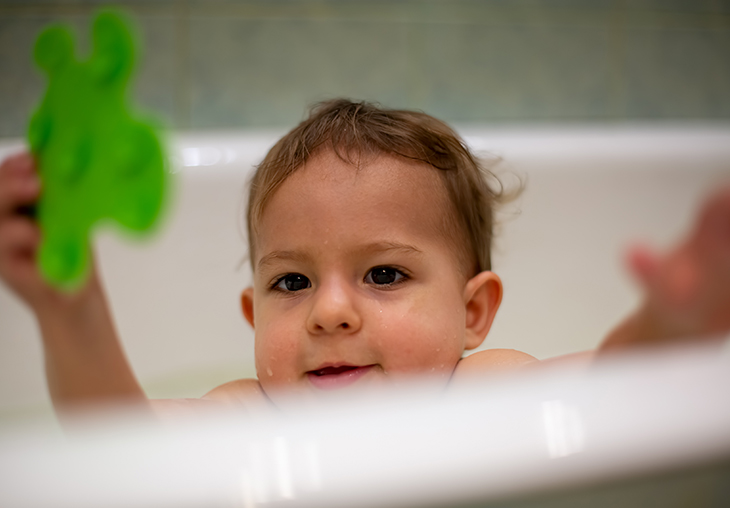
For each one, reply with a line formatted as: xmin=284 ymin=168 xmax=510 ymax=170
xmin=600 ymin=185 xmax=730 ymax=352
xmin=455 ymin=185 xmax=730 ymax=379
xmin=0 ymin=152 xmax=148 ymax=414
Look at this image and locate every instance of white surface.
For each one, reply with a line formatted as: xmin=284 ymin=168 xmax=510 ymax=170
xmin=1 ymin=340 xmax=729 ymax=508
xmin=1 ymin=124 xmax=729 ymax=419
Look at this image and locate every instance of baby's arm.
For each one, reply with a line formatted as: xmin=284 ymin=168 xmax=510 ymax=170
xmin=0 ymin=152 xmax=148 ymax=413
xmin=1 ymin=152 xmax=267 ymax=418
xmin=455 ymin=185 xmax=730 ymax=378
xmin=599 ymin=186 xmax=730 ymax=353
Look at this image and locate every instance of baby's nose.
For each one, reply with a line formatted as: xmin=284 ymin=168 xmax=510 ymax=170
xmin=306 ymin=281 xmax=362 ymax=335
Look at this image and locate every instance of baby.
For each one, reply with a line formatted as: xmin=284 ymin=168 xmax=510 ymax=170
xmin=1 ymin=99 xmax=729 ymax=415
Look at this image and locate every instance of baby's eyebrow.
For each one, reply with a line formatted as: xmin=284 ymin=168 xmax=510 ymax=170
xmin=257 ymin=250 xmax=309 ymax=270
xmin=360 ymin=241 xmax=424 ymax=257
xmin=257 ymin=242 xmax=423 ymax=270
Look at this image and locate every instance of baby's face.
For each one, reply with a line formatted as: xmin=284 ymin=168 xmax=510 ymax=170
xmin=243 ymin=150 xmax=491 ymax=404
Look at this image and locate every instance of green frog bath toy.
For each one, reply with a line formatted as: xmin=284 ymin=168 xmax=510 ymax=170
xmin=28 ymin=10 xmax=167 ymax=290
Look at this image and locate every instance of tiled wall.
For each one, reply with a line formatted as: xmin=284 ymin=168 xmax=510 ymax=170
xmin=1 ymin=0 xmax=730 ymax=137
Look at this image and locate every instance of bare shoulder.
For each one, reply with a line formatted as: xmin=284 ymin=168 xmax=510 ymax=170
xmin=453 ymin=349 xmax=539 ymax=379
xmin=202 ymin=378 xmax=269 ymax=408
xmin=150 ymin=378 xmax=270 ymax=420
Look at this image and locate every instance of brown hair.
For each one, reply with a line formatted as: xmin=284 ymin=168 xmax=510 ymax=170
xmin=247 ymin=99 xmax=504 ymax=276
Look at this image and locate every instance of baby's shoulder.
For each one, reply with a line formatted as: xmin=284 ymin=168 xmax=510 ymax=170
xmin=202 ymin=378 xmax=269 ymax=409
xmin=453 ymin=348 xmax=538 ymax=379
xmin=150 ymin=379 xmax=270 ymax=420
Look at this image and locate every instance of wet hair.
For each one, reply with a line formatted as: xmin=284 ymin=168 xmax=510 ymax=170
xmin=246 ymin=99 xmax=505 ymax=276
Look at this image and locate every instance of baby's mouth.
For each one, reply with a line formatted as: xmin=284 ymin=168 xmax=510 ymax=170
xmin=307 ymin=364 xmax=374 ymax=390
xmin=310 ymin=365 xmax=358 ymax=376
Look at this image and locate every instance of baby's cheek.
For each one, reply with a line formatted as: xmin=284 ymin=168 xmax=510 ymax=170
xmin=255 ymin=325 xmax=299 ymax=382
xmin=381 ymin=313 xmax=463 ymax=374
xmin=414 ymin=304 xmax=465 ymax=371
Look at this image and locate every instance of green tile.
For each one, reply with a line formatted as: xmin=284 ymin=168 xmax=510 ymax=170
xmin=0 ymin=19 xmax=39 ymax=138
xmin=0 ymin=10 xmax=181 ymax=138
xmin=0 ymin=15 xmax=87 ymax=138
xmin=2 ymin=0 xmax=730 ymax=134
xmin=188 ymin=16 xmax=411 ymax=128
xmin=623 ymin=0 xmax=730 ymax=14
xmin=621 ymin=28 xmax=730 ymax=118
xmin=412 ymin=23 xmax=614 ymax=122
xmin=132 ymin=14 xmax=182 ymax=129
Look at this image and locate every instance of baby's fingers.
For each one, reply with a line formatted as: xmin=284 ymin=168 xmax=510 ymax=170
xmin=0 ymin=216 xmax=40 ymax=253
xmin=0 ymin=152 xmax=41 ymax=216
xmin=626 ymin=243 xmax=659 ymax=289
xmin=0 ymin=216 xmax=43 ymax=299
xmin=628 ymin=242 xmax=701 ymax=309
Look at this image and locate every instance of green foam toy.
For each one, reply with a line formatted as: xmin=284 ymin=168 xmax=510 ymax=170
xmin=28 ymin=10 xmax=167 ymax=291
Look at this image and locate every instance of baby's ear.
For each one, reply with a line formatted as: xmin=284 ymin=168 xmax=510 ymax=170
xmin=463 ymin=271 xmax=503 ymax=350
xmin=241 ymin=287 xmax=255 ymax=328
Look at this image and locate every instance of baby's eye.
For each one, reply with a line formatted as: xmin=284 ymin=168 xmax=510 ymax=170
xmin=365 ymin=266 xmax=406 ymax=286
xmin=275 ymin=273 xmax=311 ymax=292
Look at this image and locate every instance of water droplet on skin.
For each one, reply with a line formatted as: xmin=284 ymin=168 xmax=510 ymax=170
xmin=440 ymin=364 xmax=444 ymax=368
xmin=431 ymin=367 xmax=435 ymax=372
xmin=267 ymin=367 xmax=273 ymax=377
xmin=436 ymin=348 xmax=440 ymax=352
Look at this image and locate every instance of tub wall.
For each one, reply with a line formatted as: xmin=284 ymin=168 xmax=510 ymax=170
xmin=1 ymin=125 xmax=729 ymax=422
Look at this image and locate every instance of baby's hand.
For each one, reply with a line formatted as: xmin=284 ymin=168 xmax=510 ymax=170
xmin=603 ymin=185 xmax=730 ymax=350
xmin=0 ymin=152 xmax=95 ymax=313
xmin=0 ymin=152 xmax=45 ymax=305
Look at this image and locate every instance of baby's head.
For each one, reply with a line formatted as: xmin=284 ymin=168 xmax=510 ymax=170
xmin=242 ymin=99 xmax=505 ymax=403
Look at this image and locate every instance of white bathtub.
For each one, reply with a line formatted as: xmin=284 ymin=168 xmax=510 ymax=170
xmin=1 ymin=125 xmax=729 ymax=507
xmin=0 ymin=340 xmax=729 ymax=507
xmin=0 ymin=124 xmax=729 ymax=421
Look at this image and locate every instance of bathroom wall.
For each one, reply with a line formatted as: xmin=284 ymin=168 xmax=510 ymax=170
xmin=1 ymin=0 xmax=730 ymax=137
